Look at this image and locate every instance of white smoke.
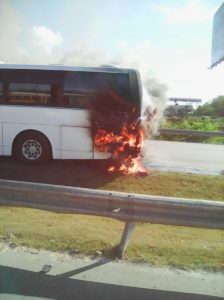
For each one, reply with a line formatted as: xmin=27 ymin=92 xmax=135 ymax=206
xmin=28 ymin=26 xmax=63 ymax=54
xmin=0 ymin=0 xmax=27 ymax=63
xmin=59 ymin=43 xmax=169 ymax=140
xmin=140 ymin=78 xmax=168 ymax=139
xmin=59 ymin=44 xmax=106 ymax=66
xmin=46 ymin=43 xmax=169 ymax=139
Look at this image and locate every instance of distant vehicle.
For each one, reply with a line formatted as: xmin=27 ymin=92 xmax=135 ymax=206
xmin=0 ymin=64 xmax=142 ymax=164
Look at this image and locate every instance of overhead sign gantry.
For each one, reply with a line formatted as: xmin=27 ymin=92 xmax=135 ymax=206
xmin=211 ymin=2 xmax=224 ymax=68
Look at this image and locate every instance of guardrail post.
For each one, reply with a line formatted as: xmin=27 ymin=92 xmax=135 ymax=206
xmin=116 ymin=222 xmax=136 ymax=258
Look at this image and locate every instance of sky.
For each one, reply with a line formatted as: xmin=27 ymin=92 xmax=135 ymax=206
xmin=0 ymin=0 xmax=224 ymax=102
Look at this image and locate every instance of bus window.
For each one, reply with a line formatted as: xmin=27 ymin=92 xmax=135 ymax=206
xmin=64 ymin=72 xmax=104 ymax=95
xmin=0 ymin=83 xmax=2 ymax=103
xmin=66 ymin=94 xmax=92 ymax=109
xmin=64 ymin=72 xmax=131 ymax=99
xmin=63 ymin=71 xmax=132 ymax=109
xmin=51 ymin=84 xmax=63 ymax=106
xmin=8 ymin=83 xmax=51 ymax=105
xmin=36 ymin=84 xmax=51 ymax=104
xmin=64 ymin=72 xmax=98 ymax=109
xmin=104 ymin=73 xmax=131 ymax=101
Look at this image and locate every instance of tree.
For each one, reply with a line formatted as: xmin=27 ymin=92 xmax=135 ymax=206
xmin=212 ymin=96 xmax=224 ymax=117
xmin=194 ymin=96 xmax=224 ymax=117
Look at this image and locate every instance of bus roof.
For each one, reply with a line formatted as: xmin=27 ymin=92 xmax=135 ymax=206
xmin=0 ymin=64 xmax=136 ymax=74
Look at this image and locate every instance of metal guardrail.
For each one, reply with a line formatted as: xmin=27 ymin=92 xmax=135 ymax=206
xmin=0 ymin=179 xmax=224 ymax=256
xmin=159 ymin=128 xmax=224 ymax=137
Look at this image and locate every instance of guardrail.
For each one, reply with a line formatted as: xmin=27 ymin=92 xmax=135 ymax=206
xmin=158 ymin=128 xmax=224 ymax=137
xmin=0 ymin=179 xmax=224 ymax=257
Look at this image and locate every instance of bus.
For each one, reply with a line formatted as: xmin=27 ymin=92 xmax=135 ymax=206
xmin=0 ymin=64 xmax=142 ymax=164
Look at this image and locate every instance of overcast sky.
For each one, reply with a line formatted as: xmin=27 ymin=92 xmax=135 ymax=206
xmin=0 ymin=0 xmax=224 ymax=102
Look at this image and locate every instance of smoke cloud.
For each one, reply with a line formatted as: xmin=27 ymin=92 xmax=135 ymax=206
xmin=140 ymin=79 xmax=168 ymax=139
xmin=28 ymin=26 xmax=63 ymax=54
xmin=59 ymin=44 xmax=106 ymax=66
xmin=0 ymin=1 xmax=27 ymax=63
xmin=59 ymin=42 xmax=168 ymax=140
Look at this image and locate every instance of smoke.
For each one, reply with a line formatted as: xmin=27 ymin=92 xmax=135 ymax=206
xmin=140 ymin=78 xmax=168 ymax=139
xmin=59 ymin=43 xmax=168 ymax=141
xmin=0 ymin=0 xmax=27 ymax=63
xmin=59 ymin=44 xmax=106 ymax=66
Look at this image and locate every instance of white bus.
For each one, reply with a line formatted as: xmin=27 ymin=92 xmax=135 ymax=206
xmin=0 ymin=64 xmax=142 ymax=164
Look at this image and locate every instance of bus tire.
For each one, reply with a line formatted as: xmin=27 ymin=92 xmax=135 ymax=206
xmin=14 ymin=131 xmax=52 ymax=164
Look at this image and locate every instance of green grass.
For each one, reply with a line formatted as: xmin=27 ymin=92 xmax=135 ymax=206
xmin=0 ymin=167 xmax=224 ymax=271
xmin=0 ymin=207 xmax=223 ymax=271
xmin=100 ymin=172 xmax=224 ymax=201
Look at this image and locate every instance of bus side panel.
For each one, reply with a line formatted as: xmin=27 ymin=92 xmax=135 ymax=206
xmin=1 ymin=106 xmax=90 ymax=127
xmin=0 ymin=122 xmax=2 ymax=155
xmin=2 ymin=123 xmax=61 ymax=159
xmin=1 ymin=105 xmax=112 ymax=160
xmin=1 ymin=106 xmax=92 ymax=159
xmin=61 ymin=126 xmax=93 ymax=159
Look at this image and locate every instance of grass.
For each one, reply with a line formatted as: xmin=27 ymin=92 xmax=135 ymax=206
xmin=101 ymin=172 xmax=224 ymax=201
xmin=0 ymin=207 xmax=223 ymax=271
xmin=0 ymin=159 xmax=224 ymax=271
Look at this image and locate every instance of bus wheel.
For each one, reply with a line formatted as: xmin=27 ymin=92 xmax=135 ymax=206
xmin=14 ymin=131 xmax=52 ymax=164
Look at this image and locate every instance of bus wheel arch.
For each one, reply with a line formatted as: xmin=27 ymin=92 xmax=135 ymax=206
xmin=12 ymin=130 xmax=53 ymax=164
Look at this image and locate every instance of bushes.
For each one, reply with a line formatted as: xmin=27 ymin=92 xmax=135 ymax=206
xmin=155 ymin=117 xmax=224 ymax=144
xmin=157 ymin=96 xmax=224 ymax=144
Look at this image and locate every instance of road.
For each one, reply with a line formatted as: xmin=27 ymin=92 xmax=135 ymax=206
xmin=0 ymin=244 xmax=223 ymax=300
xmin=142 ymin=140 xmax=224 ymax=175
xmin=0 ymin=141 xmax=223 ymax=183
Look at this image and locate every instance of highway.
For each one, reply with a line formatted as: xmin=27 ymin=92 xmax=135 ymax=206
xmin=142 ymin=140 xmax=224 ymax=175
xmin=0 ymin=141 xmax=223 ymax=181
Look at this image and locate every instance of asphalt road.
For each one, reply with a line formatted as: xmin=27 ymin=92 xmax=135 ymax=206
xmin=0 ymin=244 xmax=223 ymax=300
xmin=0 ymin=141 xmax=223 ymax=185
xmin=142 ymin=140 xmax=224 ymax=175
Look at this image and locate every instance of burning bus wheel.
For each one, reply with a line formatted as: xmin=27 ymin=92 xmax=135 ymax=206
xmin=14 ymin=131 xmax=52 ymax=164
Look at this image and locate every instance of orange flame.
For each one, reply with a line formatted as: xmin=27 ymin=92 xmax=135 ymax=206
xmin=94 ymin=122 xmax=148 ymax=176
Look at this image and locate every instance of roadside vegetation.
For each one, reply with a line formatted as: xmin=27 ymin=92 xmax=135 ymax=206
xmin=156 ymin=95 xmax=224 ymax=144
xmin=0 ymin=162 xmax=224 ymax=271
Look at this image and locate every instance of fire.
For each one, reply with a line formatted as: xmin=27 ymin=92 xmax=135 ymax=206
xmin=94 ymin=122 xmax=148 ymax=175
